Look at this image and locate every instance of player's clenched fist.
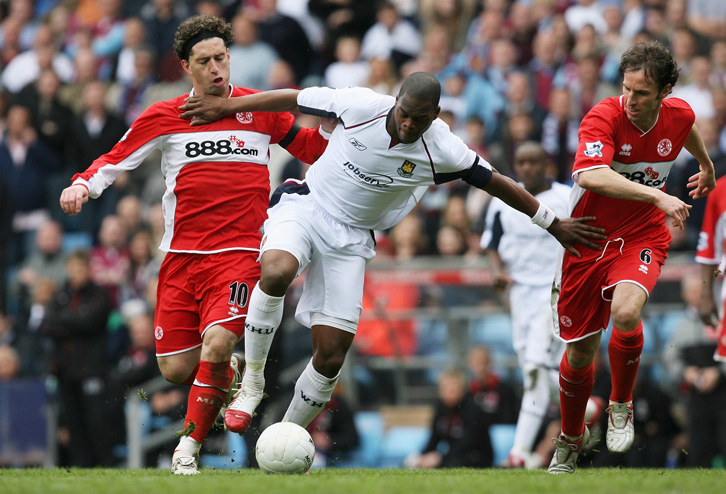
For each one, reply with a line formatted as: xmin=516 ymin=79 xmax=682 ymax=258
xmin=59 ymin=184 xmax=89 ymax=216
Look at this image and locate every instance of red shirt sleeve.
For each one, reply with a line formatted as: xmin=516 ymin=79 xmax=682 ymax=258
xmin=284 ymin=126 xmax=328 ymax=165
xmin=572 ymin=104 xmax=616 ymax=176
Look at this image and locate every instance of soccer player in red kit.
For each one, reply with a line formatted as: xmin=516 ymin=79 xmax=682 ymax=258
xmin=59 ymin=16 xmax=330 ymax=475
xmin=696 ymin=174 xmax=726 ymax=362
xmin=548 ymin=42 xmax=717 ymax=474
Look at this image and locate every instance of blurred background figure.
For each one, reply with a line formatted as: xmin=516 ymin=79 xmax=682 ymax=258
xmin=406 ymin=367 xmax=493 ymax=468
xmin=40 ymin=250 xmax=113 ymax=467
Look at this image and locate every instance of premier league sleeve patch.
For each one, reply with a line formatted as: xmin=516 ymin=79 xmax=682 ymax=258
xmin=583 ymin=141 xmax=604 ymax=158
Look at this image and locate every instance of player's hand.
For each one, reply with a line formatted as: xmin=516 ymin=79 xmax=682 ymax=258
xmin=547 ymin=216 xmax=607 ymax=258
xmin=654 ymin=191 xmax=691 ymax=230
xmin=320 ymin=116 xmax=338 ymax=135
xmin=699 ymin=291 xmax=720 ymax=327
xmin=179 ymin=95 xmax=227 ymax=126
xmin=687 ymin=164 xmax=716 ymax=200
xmin=59 ymin=184 xmax=89 ymax=216
xmin=492 ymin=272 xmax=512 ymax=292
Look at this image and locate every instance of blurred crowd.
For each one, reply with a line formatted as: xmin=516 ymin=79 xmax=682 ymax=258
xmin=1 ymin=0 xmax=726 ymax=469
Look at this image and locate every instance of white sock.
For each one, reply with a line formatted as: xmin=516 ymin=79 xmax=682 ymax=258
xmin=282 ymin=359 xmax=338 ymax=428
xmin=175 ymin=436 xmax=201 ymax=455
xmin=512 ymin=366 xmax=551 ymax=453
xmin=242 ymin=282 xmax=284 ymax=389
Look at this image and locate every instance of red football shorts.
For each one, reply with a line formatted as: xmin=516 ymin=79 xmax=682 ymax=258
xmin=555 ymin=231 xmax=669 ymax=342
xmin=154 ymin=250 xmax=261 ymax=356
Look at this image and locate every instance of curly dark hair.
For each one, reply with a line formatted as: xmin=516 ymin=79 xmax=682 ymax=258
xmin=619 ymin=41 xmax=680 ymax=94
xmin=173 ymin=15 xmax=233 ymax=61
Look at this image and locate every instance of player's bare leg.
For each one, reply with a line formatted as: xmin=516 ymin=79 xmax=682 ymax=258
xmin=225 ymin=250 xmax=297 ymax=433
xmin=282 ymin=324 xmax=354 ymax=427
xmin=159 ymin=326 xmax=238 ymax=474
xmin=606 ymin=283 xmax=646 ymax=454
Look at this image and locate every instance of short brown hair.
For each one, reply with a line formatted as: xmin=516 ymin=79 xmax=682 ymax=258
xmin=619 ymin=41 xmax=679 ymax=93
xmin=173 ymin=15 xmax=233 ymax=61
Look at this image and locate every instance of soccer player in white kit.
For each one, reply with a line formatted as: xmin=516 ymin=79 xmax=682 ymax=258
xmin=179 ymin=72 xmax=606 ymax=435
xmin=481 ymin=142 xmax=569 ymax=468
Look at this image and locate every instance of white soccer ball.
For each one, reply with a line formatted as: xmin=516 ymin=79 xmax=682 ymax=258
xmin=255 ymin=421 xmax=315 ymax=474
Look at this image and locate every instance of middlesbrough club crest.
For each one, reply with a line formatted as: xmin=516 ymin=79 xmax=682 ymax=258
xmin=657 ymin=139 xmax=672 ymax=157
xmin=236 ymin=112 xmax=253 ymax=124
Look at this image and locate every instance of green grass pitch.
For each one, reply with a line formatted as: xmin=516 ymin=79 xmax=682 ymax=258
xmin=1 ymin=468 xmax=725 ymax=494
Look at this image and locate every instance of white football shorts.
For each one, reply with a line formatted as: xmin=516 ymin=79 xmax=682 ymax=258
xmin=509 ymin=283 xmax=566 ymax=369
xmin=260 ymin=192 xmax=376 ymax=333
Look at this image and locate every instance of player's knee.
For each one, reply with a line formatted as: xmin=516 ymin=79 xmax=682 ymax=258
xmin=157 ymin=359 xmax=189 ymax=385
xmin=312 ymin=348 xmax=347 ymax=378
xmin=566 ymin=344 xmax=596 ymax=369
xmin=610 ymin=304 xmax=641 ymax=332
xmin=260 ymin=262 xmax=296 ymax=295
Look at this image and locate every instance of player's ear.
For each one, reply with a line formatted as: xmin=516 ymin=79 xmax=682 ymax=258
xmin=660 ymin=83 xmax=672 ymax=99
xmin=181 ymin=59 xmax=192 ymax=77
xmin=434 ymin=105 xmax=441 ymax=119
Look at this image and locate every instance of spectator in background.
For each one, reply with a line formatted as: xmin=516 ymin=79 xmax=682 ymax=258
xmin=388 ymin=213 xmax=430 ymax=262
xmin=108 ymin=45 xmax=157 ymax=126
xmin=0 ymin=344 xmax=21 ymax=380
xmin=122 ymin=228 xmax=159 ymax=305
xmin=323 ymin=35 xmax=369 ymax=89
xmin=365 ymin=57 xmax=397 ymax=96
xmin=360 ymin=2 xmax=421 ymax=72
xmin=66 ymin=81 xmax=128 ymax=235
xmin=663 ymin=273 xmax=726 ymax=468
xmin=418 ymin=0 xmax=477 ymax=53
xmin=0 ymin=0 xmax=38 ymax=53
xmin=407 ymin=367 xmax=493 ymax=468
xmin=1 ymin=23 xmax=74 ymax=94
xmin=14 ymin=68 xmax=75 ymax=165
xmin=500 ymin=71 xmax=547 ymax=142
xmin=140 ymin=0 xmax=189 ymax=81
xmin=308 ymin=0 xmax=377 ymax=71
xmin=569 ymin=54 xmax=619 ymax=119
xmin=687 ymin=0 xmax=726 ymax=41
xmin=115 ymin=195 xmax=144 ymax=235
xmin=0 ymin=17 xmax=23 ymax=67
xmin=13 ymin=219 xmax=66 ymax=307
xmin=105 ymin=307 xmax=162 ymax=455
xmin=526 ymin=30 xmax=562 ymax=111
xmin=41 ymin=249 xmax=113 ymax=467
xmin=672 ymin=56 xmax=716 ymax=120
xmin=0 ymin=105 xmax=61 ymax=264
xmin=228 ymin=13 xmax=278 ymax=91
xmin=89 ymin=215 xmax=131 ymax=307
xmin=114 ymin=17 xmax=147 ymax=86
xmin=248 ymin=0 xmax=314 ymax=86
xmin=541 ymin=87 xmax=579 ymax=184
xmin=307 ymin=382 xmax=360 ymax=468
xmin=13 ymin=276 xmax=55 ymax=377
xmin=57 ymin=47 xmax=100 ymax=115
xmin=467 ymin=346 xmax=518 ymax=426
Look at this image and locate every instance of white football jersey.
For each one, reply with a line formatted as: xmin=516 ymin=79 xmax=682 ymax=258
xmin=481 ymin=182 xmax=571 ymax=286
xmin=297 ymin=86 xmax=485 ymax=230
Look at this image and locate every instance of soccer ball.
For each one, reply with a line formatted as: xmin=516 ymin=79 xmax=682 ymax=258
xmin=255 ymin=421 xmax=315 ymax=474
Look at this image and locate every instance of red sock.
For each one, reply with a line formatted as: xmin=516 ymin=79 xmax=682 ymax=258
xmin=559 ymin=351 xmax=594 ymax=438
xmin=184 ymin=361 xmax=232 ymax=443
xmin=181 ymin=363 xmax=201 ymax=386
xmin=608 ymin=322 xmax=643 ymax=403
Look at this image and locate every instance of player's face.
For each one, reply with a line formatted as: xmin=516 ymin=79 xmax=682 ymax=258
xmin=513 ymin=149 xmax=547 ymax=193
xmin=390 ymin=94 xmax=440 ymax=144
xmin=622 ymin=69 xmax=671 ymax=130
xmin=183 ymin=37 xmax=231 ymax=97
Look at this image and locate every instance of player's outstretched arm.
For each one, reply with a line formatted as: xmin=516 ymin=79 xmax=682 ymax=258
xmin=684 ymin=123 xmax=717 ymax=200
xmin=485 ymin=172 xmax=606 ymax=258
xmin=59 ymin=184 xmax=89 ymax=216
xmin=577 ymin=166 xmax=692 ymax=229
xmin=179 ymin=89 xmax=301 ymax=126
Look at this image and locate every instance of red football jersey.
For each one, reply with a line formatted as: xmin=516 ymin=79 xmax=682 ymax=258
xmin=570 ymin=96 xmax=695 ymax=239
xmin=73 ymin=85 xmax=327 ymax=253
xmin=696 ymin=174 xmax=726 ymax=269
